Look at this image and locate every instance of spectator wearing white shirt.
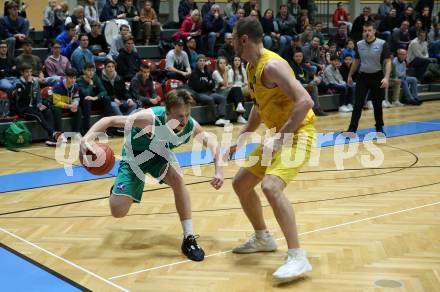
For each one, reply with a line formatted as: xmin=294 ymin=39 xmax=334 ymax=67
xmin=407 ymin=30 xmax=437 ymax=81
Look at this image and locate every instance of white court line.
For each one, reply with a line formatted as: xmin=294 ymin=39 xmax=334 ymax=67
xmin=0 ymin=227 xmax=129 ymax=292
xmin=109 ymin=200 xmax=440 ymax=280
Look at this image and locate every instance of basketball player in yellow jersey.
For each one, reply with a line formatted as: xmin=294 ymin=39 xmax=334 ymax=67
xmin=227 ymin=17 xmax=316 ymax=283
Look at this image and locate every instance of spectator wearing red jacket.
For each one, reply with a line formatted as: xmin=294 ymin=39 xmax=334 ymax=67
xmin=173 ymin=10 xmax=202 ymax=42
xmin=332 ymin=2 xmax=352 ymax=33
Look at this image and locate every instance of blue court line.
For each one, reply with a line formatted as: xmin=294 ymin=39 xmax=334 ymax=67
xmin=0 ymin=244 xmax=88 ymax=292
xmin=0 ymin=118 xmax=439 ymax=193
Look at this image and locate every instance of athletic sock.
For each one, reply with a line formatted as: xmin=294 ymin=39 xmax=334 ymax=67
xmin=181 ymin=219 xmax=193 ymax=238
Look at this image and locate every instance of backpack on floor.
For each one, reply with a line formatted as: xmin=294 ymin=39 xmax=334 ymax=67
xmin=0 ymin=121 xmax=32 ymax=150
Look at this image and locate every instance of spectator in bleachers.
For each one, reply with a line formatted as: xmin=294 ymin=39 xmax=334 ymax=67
xmin=230 ymin=56 xmax=249 ymax=99
xmin=165 ymin=39 xmax=192 ymax=81
xmin=84 ymin=0 xmax=99 ymax=24
xmin=0 ymin=41 xmax=18 ymax=93
xmin=201 ymin=0 xmax=215 ymax=18
xmin=408 ymin=30 xmax=437 ymax=81
xmin=116 ymin=36 xmax=140 ymax=82
xmin=71 ymin=33 xmax=108 ymax=75
xmin=77 ymin=63 xmax=112 ymax=133
xmin=325 ymin=42 xmax=340 ymax=64
xmin=139 ymin=1 xmax=161 ymax=45
xmin=44 ymin=41 xmax=71 ymax=80
xmin=382 ymin=55 xmax=403 ymax=107
xmin=339 ymin=54 xmax=357 ymax=84
xmin=303 ymin=36 xmax=324 ymax=75
xmin=378 ymin=0 xmax=393 ymax=20
xmin=101 ymin=59 xmax=137 ymax=116
xmin=0 ymin=1 xmax=29 ymax=59
xmin=65 ymin=5 xmax=91 ymax=34
xmin=173 ymin=9 xmax=202 ymax=42
xmin=419 ymin=6 xmax=432 ymax=31
xmin=249 ymin=9 xmax=259 ymax=19
xmin=323 ymin=54 xmax=354 ymax=113
xmin=298 ymin=10 xmax=310 ymax=35
xmin=218 ymin=32 xmax=235 ymax=65
xmin=313 ymin=22 xmax=325 ymax=46
xmin=15 ymin=38 xmax=44 ymax=82
xmin=400 ymin=5 xmax=416 ymax=27
xmin=290 ymin=48 xmax=327 ymax=116
xmin=243 ymin=0 xmax=260 ymax=18
xmin=428 ymin=22 xmax=440 ymax=59
xmin=276 ymin=4 xmax=296 ymax=53
xmin=351 ymin=7 xmax=373 ymax=42
xmin=409 ymin=19 xmax=424 ymax=40
xmin=299 ymin=24 xmax=313 ymax=46
xmin=202 ymin=4 xmax=225 ymax=57
xmin=341 ymin=39 xmax=356 ymax=59
xmin=393 ymin=0 xmax=407 ymax=17
xmin=52 ymin=68 xmax=83 ymax=133
xmin=261 ymin=9 xmax=280 ymax=52
xmin=330 ymin=23 xmax=348 ymax=50
xmin=56 ymin=23 xmax=79 ymax=59
xmin=130 ymin=62 xmax=160 ymax=108
xmin=88 ymin=21 xmax=109 ymax=55
xmin=378 ymin=8 xmax=399 ymax=43
xmin=55 ymin=2 xmax=70 ymax=33
xmin=109 ymin=24 xmax=137 ymax=58
xmin=394 ymin=48 xmax=422 ymax=105
xmin=287 ymin=0 xmax=301 ymax=24
xmin=212 ymin=56 xmax=245 ymax=122
xmin=332 ymin=2 xmax=352 ymax=32
xmin=225 ymin=8 xmax=245 ymax=33
xmin=391 ymin=20 xmax=411 ymax=51
xmin=3 ymin=0 xmax=27 ymax=17
xmin=185 ymin=36 xmax=199 ymax=70
xmin=225 ymin=0 xmax=241 ymax=19
xmin=189 ymin=54 xmax=228 ymax=126
xmin=119 ymin=0 xmax=141 ymax=43
xmin=11 ymin=64 xmax=59 ymax=146
xmin=43 ymin=0 xmax=59 ymax=47
xmin=178 ymin=0 xmax=198 ymax=25
xmin=281 ymin=34 xmax=302 ymax=63
xmin=100 ymin=0 xmax=123 ymax=22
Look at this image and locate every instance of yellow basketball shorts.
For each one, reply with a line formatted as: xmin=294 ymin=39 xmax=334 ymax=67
xmin=244 ymin=124 xmax=316 ymax=184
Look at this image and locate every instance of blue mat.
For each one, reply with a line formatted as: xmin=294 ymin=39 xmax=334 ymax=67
xmin=1 ymin=119 xmax=439 ymax=193
xmin=0 ymin=245 xmax=85 ymax=292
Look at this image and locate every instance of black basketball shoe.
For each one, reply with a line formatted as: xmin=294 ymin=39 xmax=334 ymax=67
xmin=181 ymin=235 xmax=205 ymax=261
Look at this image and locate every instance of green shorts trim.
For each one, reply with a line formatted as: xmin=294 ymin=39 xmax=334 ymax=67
xmin=112 ymin=154 xmax=170 ymax=203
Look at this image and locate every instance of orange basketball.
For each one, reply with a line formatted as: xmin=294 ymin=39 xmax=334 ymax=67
xmin=80 ymin=143 xmax=115 ymax=176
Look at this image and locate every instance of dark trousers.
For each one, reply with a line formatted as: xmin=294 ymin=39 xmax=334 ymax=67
xmin=327 ymin=83 xmax=354 ymax=106
xmin=410 ymin=57 xmax=434 ymax=81
xmin=19 ymin=106 xmax=54 ymax=138
xmin=195 ymin=92 xmax=227 ymax=118
xmin=52 ymin=106 xmax=82 ymax=133
xmin=349 ymin=71 xmax=385 ymax=131
xmin=80 ymin=96 xmax=113 ymax=134
xmin=227 ymin=87 xmax=245 ymax=107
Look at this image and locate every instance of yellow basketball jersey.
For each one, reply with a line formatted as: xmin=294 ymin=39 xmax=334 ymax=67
xmin=246 ymin=49 xmax=316 ymax=131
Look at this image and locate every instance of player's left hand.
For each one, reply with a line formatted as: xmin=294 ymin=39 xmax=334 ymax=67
xmin=380 ymin=78 xmax=389 ymax=89
xmin=210 ymin=173 xmax=224 ymax=190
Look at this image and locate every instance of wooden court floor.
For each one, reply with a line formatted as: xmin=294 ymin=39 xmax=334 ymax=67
xmin=0 ymin=101 xmax=439 ymax=291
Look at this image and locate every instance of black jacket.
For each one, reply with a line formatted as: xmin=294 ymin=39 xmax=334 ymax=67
xmin=100 ymin=71 xmax=129 ymax=101
xmin=189 ymin=68 xmax=215 ymax=93
xmin=116 ymin=49 xmax=140 ymax=82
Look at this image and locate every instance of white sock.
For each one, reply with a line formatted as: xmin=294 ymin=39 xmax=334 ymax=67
xmin=181 ymin=219 xmax=193 ymax=238
xmin=255 ymin=229 xmax=270 ymax=239
xmin=288 ymin=248 xmax=303 ymax=257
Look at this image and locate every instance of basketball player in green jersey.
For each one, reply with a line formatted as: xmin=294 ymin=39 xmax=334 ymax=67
xmin=80 ymin=90 xmax=224 ymax=261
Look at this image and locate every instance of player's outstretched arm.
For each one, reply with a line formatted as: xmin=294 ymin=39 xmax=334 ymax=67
xmin=80 ymin=109 xmax=155 ymax=154
xmin=193 ymin=122 xmax=224 ymax=190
